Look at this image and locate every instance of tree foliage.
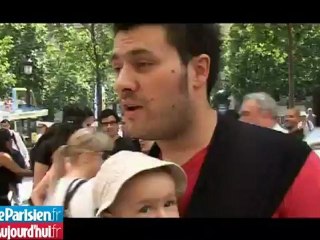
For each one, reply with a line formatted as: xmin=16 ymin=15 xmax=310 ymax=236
xmin=0 ymin=23 xmax=115 ymax=118
xmin=222 ymin=24 xmax=320 ymax=101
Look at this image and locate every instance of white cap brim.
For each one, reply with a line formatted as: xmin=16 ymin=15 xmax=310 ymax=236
xmin=93 ymin=151 xmax=187 ymax=217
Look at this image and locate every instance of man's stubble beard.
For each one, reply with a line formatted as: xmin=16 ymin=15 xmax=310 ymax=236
xmin=135 ymin=70 xmax=194 ymax=141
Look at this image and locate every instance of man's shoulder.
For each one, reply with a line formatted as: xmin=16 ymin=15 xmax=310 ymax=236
xmin=217 ymin=115 xmax=311 ymax=155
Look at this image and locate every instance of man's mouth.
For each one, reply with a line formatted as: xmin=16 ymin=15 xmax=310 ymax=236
xmin=123 ymin=104 xmax=142 ymax=112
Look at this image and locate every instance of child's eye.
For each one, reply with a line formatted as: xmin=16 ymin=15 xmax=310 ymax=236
xmin=164 ymin=200 xmax=177 ymax=208
xmin=139 ymin=205 xmax=151 ymax=213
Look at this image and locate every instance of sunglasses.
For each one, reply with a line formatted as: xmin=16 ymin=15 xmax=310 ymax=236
xmin=101 ymin=121 xmax=118 ymax=126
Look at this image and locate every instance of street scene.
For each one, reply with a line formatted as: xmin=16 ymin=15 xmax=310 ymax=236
xmin=0 ymin=23 xmax=320 ymax=217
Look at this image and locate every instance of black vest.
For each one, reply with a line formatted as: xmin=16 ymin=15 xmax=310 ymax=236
xmin=149 ymin=114 xmax=311 ymax=217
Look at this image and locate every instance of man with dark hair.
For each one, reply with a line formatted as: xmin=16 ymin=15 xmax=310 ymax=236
xmin=113 ymin=23 xmax=320 ymax=217
xmin=99 ymin=109 xmax=139 ymax=157
xmin=62 ymin=104 xmax=95 ymax=127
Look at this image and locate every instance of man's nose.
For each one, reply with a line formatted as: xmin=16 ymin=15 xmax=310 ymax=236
xmin=114 ymin=65 xmax=138 ymax=96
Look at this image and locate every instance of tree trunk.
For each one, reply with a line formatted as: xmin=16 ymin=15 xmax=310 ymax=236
xmin=90 ymin=24 xmax=103 ymax=118
xmin=287 ymin=24 xmax=295 ymax=108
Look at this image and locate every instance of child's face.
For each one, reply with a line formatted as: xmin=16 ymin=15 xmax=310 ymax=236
xmin=101 ymin=170 xmax=179 ymax=218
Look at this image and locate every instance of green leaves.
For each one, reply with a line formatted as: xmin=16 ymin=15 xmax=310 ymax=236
xmin=222 ymin=24 xmax=320 ymax=101
xmin=0 ymin=35 xmax=15 ymax=95
xmin=0 ymin=23 xmax=115 ymax=118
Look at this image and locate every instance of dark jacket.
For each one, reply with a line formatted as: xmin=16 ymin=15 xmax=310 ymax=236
xmin=11 ymin=149 xmax=27 ymax=184
xmin=149 ymin=114 xmax=311 ymax=217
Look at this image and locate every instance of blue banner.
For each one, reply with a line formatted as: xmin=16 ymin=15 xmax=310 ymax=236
xmin=0 ymin=206 xmax=64 ymax=223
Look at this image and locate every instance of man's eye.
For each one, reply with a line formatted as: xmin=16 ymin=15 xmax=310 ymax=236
xmin=139 ymin=206 xmax=151 ymax=213
xmin=113 ymin=66 xmax=122 ymax=74
xmin=136 ymin=62 xmax=153 ymax=69
xmin=164 ymin=200 xmax=177 ymax=208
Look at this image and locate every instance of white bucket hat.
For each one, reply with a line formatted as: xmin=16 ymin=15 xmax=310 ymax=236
xmin=93 ymin=151 xmax=187 ymax=217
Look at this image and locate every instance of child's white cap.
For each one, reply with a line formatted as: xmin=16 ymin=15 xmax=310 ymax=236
xmin=93 ymin=151 xmax=187 ymax=217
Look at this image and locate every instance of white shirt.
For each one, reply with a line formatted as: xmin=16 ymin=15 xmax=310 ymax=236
xmin=298 ymin=120 xmax=315 ymax=136
xmin=272 ymin=123 xmax=288 ymax=134
xmin=10 ymin=130 xmax=30 ymax=167
xmin=304 ymin=128 xmax=320 ymax=157
xmin=45 ymin=177 xmax=95 ymax=218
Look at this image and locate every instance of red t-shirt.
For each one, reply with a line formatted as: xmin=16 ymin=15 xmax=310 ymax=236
xmin=178 ymin=148 xmax=320 ymax=217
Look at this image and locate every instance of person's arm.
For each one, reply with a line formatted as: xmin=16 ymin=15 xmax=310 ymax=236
xmin=33 ymin=162 xmax=49 ymax=188
xmin=0 ymin=153 xmax=32 ymax=177
xmin=31 ymin=170 xmax=51 ymax=205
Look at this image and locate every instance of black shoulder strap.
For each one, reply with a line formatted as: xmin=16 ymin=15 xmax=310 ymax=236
xmin=63 ymin=179 xmax=87 ymax=217
xmin=186 ymin=114 xmax=310 ymax=217
xmin=149 ymin=143 xmax=161 ymax=158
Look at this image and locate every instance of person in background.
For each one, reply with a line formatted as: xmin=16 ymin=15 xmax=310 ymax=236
xmin=285 ymin=108 xmax=314 ymax=139
xmin=284 ymin=108 xmax=305 ymax=140
xmin=0 ymin=119 xmax=30 ymax=168
xmin=307 ymin=108 xmax=316 ymax=126
xmin=239 ymin=92 xmax=288 ymax=133
xmin=113 ymin=23 xmax=320 ymax=217
xmin=0 ymin=129 xmax=32 ymax=205
xmin=33 ymin=105 xmax=95 ymax=188
xmin=29 ymin=124 xmax=59 ymax=172
xmin=298 ymin=111 xmax=314 ymax=137
xmin=36 ymin=122 xmax=51 ymax=142
xmin=99 ymin=109 xmax=139 ymax=157
xmin=7 ymin=137 xmax=28 ymax=205
xmin=42 ymin=128 xmax=113 ymax=217
xmin=81 ymin=106 xmax=96 ymax=128
xmin=305 ymin=87 xmax=320 ymax=157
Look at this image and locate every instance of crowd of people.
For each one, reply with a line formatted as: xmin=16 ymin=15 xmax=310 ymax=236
xmin=0 ymin=23 xmax=320 ymax=218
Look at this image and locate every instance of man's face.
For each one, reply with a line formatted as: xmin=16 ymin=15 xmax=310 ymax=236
xmin=1 ymin=122 xmax=10 ymax=130
xmin=113 ymin=25 xmax=195 ymax=140
xmin=285 ymin=109 xmax=300 ymax=128
xmin=101 ymin=115 xmax=119 ymax=138
xmin=239 ymin=99 xmax=262 ymax=125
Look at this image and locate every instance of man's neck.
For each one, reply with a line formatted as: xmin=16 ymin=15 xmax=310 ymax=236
xmin=157 ymin=107 xmax=217 ymax=166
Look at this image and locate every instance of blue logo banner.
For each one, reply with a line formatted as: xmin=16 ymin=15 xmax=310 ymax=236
xmin=0 ymin=206 xmax=64 ymax=223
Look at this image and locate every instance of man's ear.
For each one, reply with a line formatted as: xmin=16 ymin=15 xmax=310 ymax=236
xmin=189 ymin=54 xmax=210 ymax=89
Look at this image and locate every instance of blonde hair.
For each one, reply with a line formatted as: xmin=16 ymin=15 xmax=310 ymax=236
xmin=49 ymin=128 xmax=113 ymax=192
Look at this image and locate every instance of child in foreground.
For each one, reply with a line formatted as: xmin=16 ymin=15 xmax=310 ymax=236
xmin=93 ymin=151 xmax=187 ymax=218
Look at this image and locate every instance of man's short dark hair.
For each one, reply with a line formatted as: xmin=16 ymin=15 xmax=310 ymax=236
xmin=113 ymin=24 xmax=221 ymax=100
xmin=62 ymin=104 xmax=94 ymax=125
xmin=0 ymin=119 xmax=10 ymax=125
xmin=99 ymin=109 xmax=121 ymax=123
